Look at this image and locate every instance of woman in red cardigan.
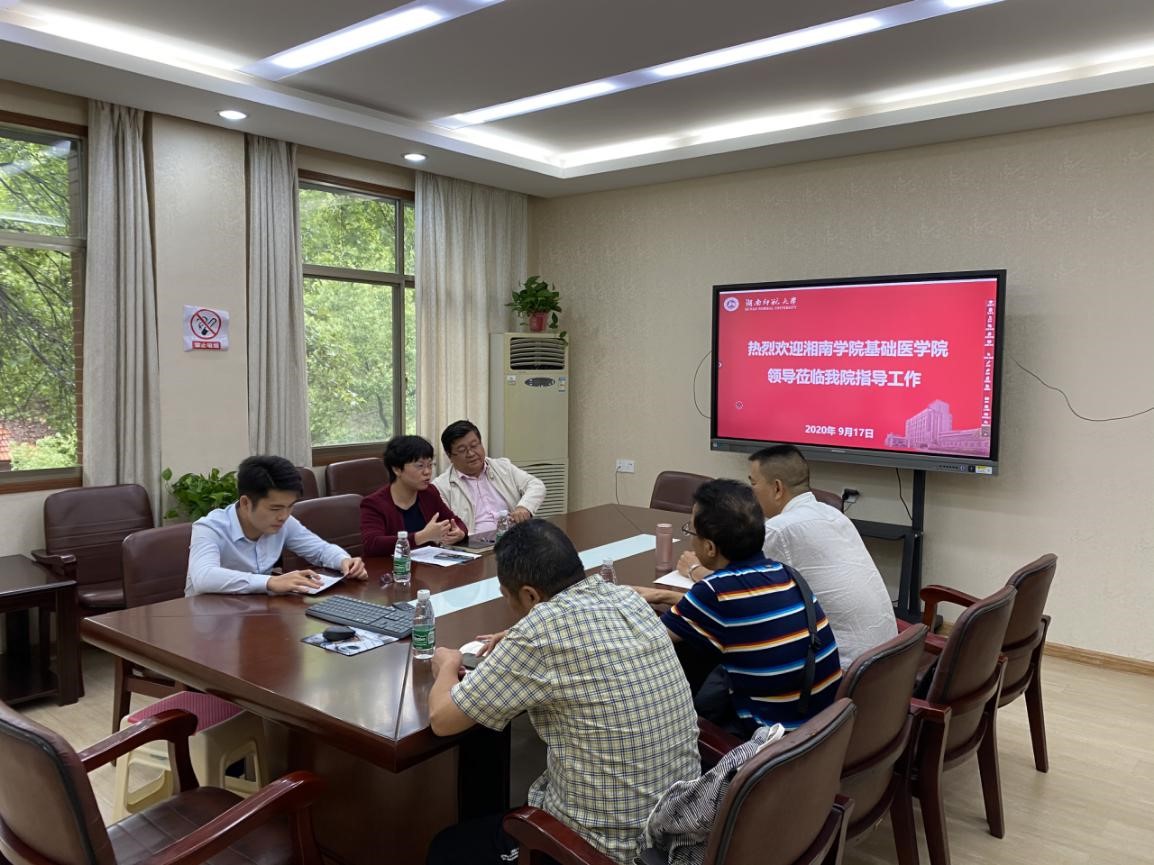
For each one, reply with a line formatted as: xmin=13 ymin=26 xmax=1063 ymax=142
xmin=360 ymin=435 xmax=468 ymax=557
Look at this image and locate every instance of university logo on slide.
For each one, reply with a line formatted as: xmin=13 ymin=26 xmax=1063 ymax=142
xmin=722 ymin=296 xmax=740 ymax=312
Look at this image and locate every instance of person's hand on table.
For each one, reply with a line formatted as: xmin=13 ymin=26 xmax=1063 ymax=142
xmin=341 ymin=557 xmax=367 ymax=580
xmin=443 ymin=523 xmax=466 ymax=545
xmin=267 ymin=570 xmax=322 ymax=594
xmin=677 ymin=551 xmax=712 ymax=582
xmin=432 ymin=647 xmax=464 ymax=680
xmin=632 ymin=585 xmax=684 ymax=608
xmin=510 ymin=506 xmax=533 ymax=524
xmin=475 ymin=630 xmax=508 ymax=657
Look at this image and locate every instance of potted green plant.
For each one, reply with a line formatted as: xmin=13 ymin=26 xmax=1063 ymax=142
xmin=161 ymin=466 xmax=239 ymax=522
xmin=507 ymin=275 xmax=562 ymax=333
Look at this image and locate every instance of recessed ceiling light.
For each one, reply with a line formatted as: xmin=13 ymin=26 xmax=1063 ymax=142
xmin=245 ymin=0 xmax=506 ymax=79
xmin=403 ymin=153 xmax=427 ymax=163
xmin=218 ymin=109 xmax=247 ymax=121
xmin=435 ymin=0 xmax=1007 ymax=128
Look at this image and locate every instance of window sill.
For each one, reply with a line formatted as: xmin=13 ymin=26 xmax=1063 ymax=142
xmin=0 ymin=467 xmax=82 ymax=495
xmin=311 ymin=444 xmax=387 ymax=467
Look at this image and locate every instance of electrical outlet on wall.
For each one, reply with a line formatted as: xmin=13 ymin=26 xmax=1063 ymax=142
xmin=615 ymin=459 xmax=636 ymax=474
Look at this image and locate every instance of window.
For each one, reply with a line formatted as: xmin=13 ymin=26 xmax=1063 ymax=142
xmin=0 ymin=119 xmax=85 ymax=485
xmin=298 ymin=174 xmax=415 ymax=460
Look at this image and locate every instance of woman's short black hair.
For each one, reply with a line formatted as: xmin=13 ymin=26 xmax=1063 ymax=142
xmin=383 ymin=435 xmax=435 ymax=482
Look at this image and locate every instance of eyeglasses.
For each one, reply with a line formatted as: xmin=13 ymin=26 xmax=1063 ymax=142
xmin=408 ymin=461 xmax=435 ymax=472
xmin=681 ymin=521 xmax=698 ymax=538
xmin=450 ymin=441 xmax=484 ymax=457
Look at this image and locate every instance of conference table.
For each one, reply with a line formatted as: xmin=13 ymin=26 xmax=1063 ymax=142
xmin=81 ymin=504 xmax=685 ymax=865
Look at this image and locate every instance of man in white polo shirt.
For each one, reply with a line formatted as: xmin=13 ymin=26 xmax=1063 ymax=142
xmin=678 ymin=445 xmax=897 ymax=669
xmin=432 ymin=420 xmax=546 ymax=535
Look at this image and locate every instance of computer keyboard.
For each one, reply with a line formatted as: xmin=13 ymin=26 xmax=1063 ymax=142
xmin=306 ymin=595 xmax=415 ymax=639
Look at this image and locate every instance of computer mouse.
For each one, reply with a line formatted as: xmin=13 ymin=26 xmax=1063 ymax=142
xmin=323 ymin=625 xmax=356 ymax=642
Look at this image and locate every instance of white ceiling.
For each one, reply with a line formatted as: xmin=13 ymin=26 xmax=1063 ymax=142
xmin=1 ymin=0 xmax=1153 ymax=197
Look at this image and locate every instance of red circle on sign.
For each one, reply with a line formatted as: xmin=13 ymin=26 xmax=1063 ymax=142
xmin=190 ymin=309 xmax=221 ymax=339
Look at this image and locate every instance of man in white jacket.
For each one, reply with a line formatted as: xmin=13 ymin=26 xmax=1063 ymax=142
xmin=432 ymin=420 xmax=546 ymax=535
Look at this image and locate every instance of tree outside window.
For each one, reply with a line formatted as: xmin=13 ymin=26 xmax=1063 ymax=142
xmin=299 ymin=178 xmax=414 ymax=455
xmin=0 ymin=123 xmax=84 ymax=477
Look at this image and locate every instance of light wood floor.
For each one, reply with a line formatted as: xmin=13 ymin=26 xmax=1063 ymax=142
xmin=16 ymin=647 xmax=1154 ymax=865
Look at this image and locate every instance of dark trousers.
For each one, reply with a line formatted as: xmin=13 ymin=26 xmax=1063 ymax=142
xmin=674 ymin=642 xmax=756 ymax=740
xmin=427 ymin=814 xmax=560 ymax=865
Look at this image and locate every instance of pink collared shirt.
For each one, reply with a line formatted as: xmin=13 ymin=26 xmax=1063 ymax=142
xmin=457 ymin=467 xmax=508 ymax=534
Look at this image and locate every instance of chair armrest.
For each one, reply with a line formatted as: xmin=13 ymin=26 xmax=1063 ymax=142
xmin=909 ymin=698 xmax=951 ymax=726
xmin=923 ymin=633 xmax=947 ymax=655
xmin=78 ymin=711 xmax=198 ymax=775
xmin=137 ymin=771 xmax=325 ymax=865
xmin=31 ymin=549 xmax=77 ymax=579
xmin=919 ymin=585 xmax=980 ymax=627
xmin=503 ymin=807 xmax=616 ymax=865
xmin=697 ymin=717 xmax=741 ymax=768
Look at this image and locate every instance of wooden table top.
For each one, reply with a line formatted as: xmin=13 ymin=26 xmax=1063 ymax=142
xmin=81 ymin=504 xmax=687 ymax=771
xmin=0 ymin=554 xmax=75 ymax=596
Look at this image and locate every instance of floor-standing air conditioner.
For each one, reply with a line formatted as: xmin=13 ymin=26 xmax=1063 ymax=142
xmin=489 ymin=333 xmax=568 ymax=516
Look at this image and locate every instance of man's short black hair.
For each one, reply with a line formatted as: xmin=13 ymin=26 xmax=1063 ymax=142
xmin=441 ymin=420 xmax=482 ymax=455
xmin=692 ymin=478 xmax=766 ymax=563
xmin=749 ymin=444 xmax=811 ymax=491
xmin=383 ymin=435 xmax=435 ymax=482
xmin=237 ymin=455 xmax=303 ymax=503
xmin=494 ymin=519 xmax=585 ymax=599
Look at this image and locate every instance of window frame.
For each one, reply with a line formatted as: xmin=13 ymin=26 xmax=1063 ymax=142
xmin=0 ymin=111 xmax=87 ymax=494
xmin=298 ymin=170 xmax=415 ymax=466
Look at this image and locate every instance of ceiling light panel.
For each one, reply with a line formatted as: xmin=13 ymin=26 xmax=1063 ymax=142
xmin=245 ymin=0 xmax=508 ymax=80
xmin=435 ymin=0 xmax=1006 ymax=128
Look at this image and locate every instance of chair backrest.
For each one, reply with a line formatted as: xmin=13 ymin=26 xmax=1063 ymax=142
xmin=1000 ymin=554 xmax=1057 ymax=693
xmin=43 ymin=485 xmax=154 ymax=589
xmin=122 ymin=524 xmax=194 ymax=608
xmin=324 ymin=458 xmax=388 ymax=498
xmin=835 ymin=624 xmax=928 ymax=832
xmin=296 ymin=467 xmax=320 ymax=501
xmin=705 ymin=698 xmax=856 ymax=865
xmin=283 ymin=494 xmax=363 ymax=572
xmin=0 ymin=699 xmax=113 ymax=865
xmin=926 ymin=585 xmax=1016 ymax=754
xmin=810 ymin=488 xmax=844 ymax=512
xmin=649 ymin=471 xmax=712 ymax=514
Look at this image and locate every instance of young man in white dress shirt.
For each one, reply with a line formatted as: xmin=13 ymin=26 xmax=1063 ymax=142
xmin=185 ymin=455 xmax=367 ymax=596
xmin=678 ymin=445 xmax=897 ymax=668
xmin=432 ymin=420 xmax=546 ymax=535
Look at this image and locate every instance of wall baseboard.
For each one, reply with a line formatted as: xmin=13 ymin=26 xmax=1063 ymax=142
xmin=1043 ymin=641 xmax=1154 ymax=677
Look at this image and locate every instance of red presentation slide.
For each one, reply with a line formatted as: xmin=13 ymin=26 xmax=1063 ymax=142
xmin=715 ymin=277 xmax=998 ymax=458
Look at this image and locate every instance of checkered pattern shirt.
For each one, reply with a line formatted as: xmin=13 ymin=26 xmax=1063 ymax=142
xmin=452 ymin=575 xmax=701 ymax=864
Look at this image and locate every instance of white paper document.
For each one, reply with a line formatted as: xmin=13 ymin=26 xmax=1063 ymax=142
xmin=655 ymin=570 xmax=695 ymax=590
xmin=410 ymin=547 xmax=481 ymax=568
xmin=578 ymin=534 xmax=656 ymax=570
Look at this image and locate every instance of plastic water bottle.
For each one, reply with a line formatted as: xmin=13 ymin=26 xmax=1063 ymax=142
xmin=598 ymin=558 xmax=617 ymax=583
xmin=393 ymin=531 xmax=412 ymax=586
xmin=495 ymin=510 xmax=511 ymax=541
xmin=412 ymin=589 xmax=435 ymax=660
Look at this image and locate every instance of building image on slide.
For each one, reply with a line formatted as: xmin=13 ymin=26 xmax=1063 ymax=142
xmin=884 ymin=400 xmax=990 ymax=456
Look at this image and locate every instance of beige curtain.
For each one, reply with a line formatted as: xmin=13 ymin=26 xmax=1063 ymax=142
xmin=415 ymin=173 xmax=527 ymax=454
xmin=246 ymin=135 xmax=309 ymax=464
xmin=83 ymin=101 xmax=161 ymax=517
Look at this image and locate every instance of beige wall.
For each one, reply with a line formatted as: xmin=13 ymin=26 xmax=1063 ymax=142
xmin=532 ymin=113 xmax=1154 ymax=660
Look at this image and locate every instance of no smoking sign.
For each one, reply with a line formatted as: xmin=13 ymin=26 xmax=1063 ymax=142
xmin=182 ymin=305 xmax=230 ymax=351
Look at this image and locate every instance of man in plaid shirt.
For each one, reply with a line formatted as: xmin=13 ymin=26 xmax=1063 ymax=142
xmin=428 ymin=520 xmax=700 ymax=865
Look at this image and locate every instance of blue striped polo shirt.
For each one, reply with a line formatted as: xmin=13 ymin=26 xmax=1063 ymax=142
xmin=662 ymin=555 xmax=842 ymax=730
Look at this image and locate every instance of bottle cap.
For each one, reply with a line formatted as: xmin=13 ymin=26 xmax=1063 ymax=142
xmin=657 ymin=523 xmax=672 ymax=530
xmin=398 ymin=530 xmax=408 ymax=538
xmin=417 ymin=588 xmax=430 ymax=600
xmin=602 ymin=558 xmax=613 ymax=566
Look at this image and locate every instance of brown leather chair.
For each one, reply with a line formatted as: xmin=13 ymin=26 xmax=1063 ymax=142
xmin=0 ymin=699 xmax=323 ymax=865
xmin=32 ymin=484 xmax=154 ymax=611
xmin=505 ymin=699 xmax=857 ymax=865
xmin=835 ymin=624 xmax=929 ymax=865
xmin=649 ymin=471 xmax=712 ymax=514
xmin=282 ymin=494 xmax=363 ymax=572
xmin=811 ymin=488 xmax=845 ymax=512
xmin=113 ymin=524 xmax=194 ymax=732
xmin=909 ymin=585 xmax=1016 ymax=865
xmin=920 ymin=553 xmax=1057 ymax=772
xmin=324 ymin=457 xmax=388 ymax=498
xmin=296 ymin=466 xmax=320 ymax=501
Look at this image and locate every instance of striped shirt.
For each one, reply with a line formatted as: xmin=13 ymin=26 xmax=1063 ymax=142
xmin=662 ymin=555 xmax=842 ymax=730
xmin=451 ymin=575 xmax=700 ymax=864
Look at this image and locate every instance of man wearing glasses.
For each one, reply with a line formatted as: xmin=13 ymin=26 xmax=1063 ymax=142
xmin=432 ymin=420 xmax=546 ymax=535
